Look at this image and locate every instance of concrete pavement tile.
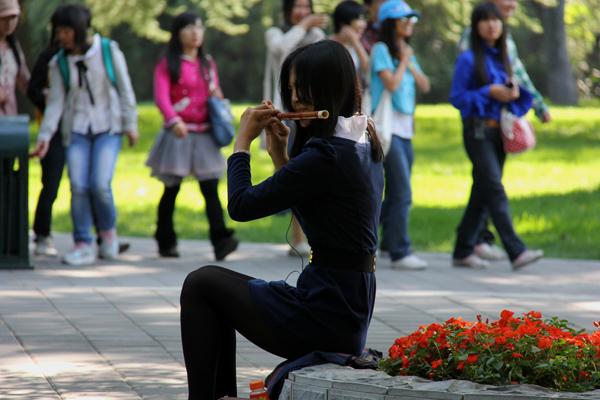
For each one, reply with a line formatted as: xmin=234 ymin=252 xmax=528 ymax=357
xmin=3 ymin=232 xmax=600 ymax=397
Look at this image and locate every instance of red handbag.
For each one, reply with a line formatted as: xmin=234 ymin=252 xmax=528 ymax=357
xmin=500 ymin=108 xmax=537 ymax=153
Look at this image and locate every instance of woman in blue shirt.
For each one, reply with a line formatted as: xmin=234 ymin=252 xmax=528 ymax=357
xmin=370 ymin=0 xmax=430 ymax=270
xmin=450 ymin=2 xmax=543 ymax=270
xmin=179 ymin=40 xmax=384 ymax=400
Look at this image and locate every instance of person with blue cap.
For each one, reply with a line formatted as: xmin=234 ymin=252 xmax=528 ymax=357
xmin=370 ymin=0 xmax=430 ymax=270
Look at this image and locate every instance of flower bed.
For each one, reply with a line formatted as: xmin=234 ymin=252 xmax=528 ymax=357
xmin=380 ymin=310 xmax=600 ymax=392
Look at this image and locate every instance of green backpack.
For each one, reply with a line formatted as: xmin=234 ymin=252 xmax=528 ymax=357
xmin=57 ymin=37 xmax=117 ymax=92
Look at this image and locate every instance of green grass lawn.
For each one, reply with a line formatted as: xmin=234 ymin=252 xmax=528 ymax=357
xmin=27 ymin=103 xmax=600 ymax=259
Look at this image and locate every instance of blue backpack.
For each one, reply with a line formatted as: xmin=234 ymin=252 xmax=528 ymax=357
xmin=57 ymin=37 xmax=117 ymax=92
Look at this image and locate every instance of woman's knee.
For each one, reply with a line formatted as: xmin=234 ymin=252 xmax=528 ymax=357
xmin=180 ymin=265 xmax=221 ymax=304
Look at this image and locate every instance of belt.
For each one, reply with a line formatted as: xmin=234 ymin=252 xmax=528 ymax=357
xmin=309 ymin=249 xmax=376 ymax=273
xmin=484 ymin=118 xmax=500 ymax=129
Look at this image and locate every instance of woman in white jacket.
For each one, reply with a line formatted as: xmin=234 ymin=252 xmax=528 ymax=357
xmin=263 ymin=0 xmax=328 ymax=257
xmin=263 ymin=0 xmax=328 ymax=111
xmin=33 ymin=4 xmax=138 ymax=266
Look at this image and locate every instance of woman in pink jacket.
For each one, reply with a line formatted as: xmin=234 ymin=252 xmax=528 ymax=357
xmin=146 ymin=11 xmax=238 ymax=260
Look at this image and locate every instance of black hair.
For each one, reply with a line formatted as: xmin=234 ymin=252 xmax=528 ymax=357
xmin=378 ymin=18 xmax=411 ymax=61
xmin=470 ymin=2 xmax=511 ymax=87
xmin=333 ymin=0 xmax=366 ymax=33
xmin=47 ymin=6 xmax=63 ymax=52
xmin=280 ymin=40 xmax=383 ymax=161
xmin=281 ymin=0 xmax=313 ymax=32
xmin=165 ymin=11 xmax=210 ymax=84
xmin=50 ymin=4 xmax=92 ymax=54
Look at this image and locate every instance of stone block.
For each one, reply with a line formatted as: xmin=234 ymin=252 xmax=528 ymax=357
xmin=387 ymin=387 xmax=462 ymax=400
xmin=291 ymin=382 xmax=328 ymax=400
xmin=329 ymin=388 xmax=385 ymax=400
xmin=294 ymin=375 xmax=334 ymax=389
xmin=331 ymin=381 xmax=388 ymax=395
xmin=279 ymin=379 xmax=293 ymax=400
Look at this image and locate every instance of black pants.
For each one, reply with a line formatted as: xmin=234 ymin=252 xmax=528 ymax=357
xmin=476 ymin=214 xmax=496 ymax=245
xmin=33 ymin=133 xmax=65 ymax=239
xmin=155 ymin=179 xmax=229 ymax=250
xmin=180 ymin=266 xmax=291 ymax=400
xmin=453 ymin=119 xmax=526 ymax=261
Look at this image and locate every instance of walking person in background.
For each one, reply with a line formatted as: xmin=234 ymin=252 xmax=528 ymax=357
xmin=0 ymin=0 xmax=29 ymax=116
xmin=28 ymin=7 xmax=130 ymax=258
xmin=329 ymin=0 xmax=370 ymax=87
xmin=457 ymin=0 xmax=552 ymax=262
xmin=33 ymin=4 xmax=138 ymax=266
xmin=180 ymin=39 xmax=384 ymax=400
xmin=450 ymin=2 xmax=543 ymax=270
xmin=360 ymin=0 xmax=385 ymax=54
xmin=146 ymin=12 xmax=238 ymax=260
xmin=263 ymin=0 xmax=328 ymax=258
xmin=370 ymin=0 xmax=430 ymax=270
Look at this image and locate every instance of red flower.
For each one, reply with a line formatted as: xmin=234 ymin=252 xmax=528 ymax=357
xmin=512 ymin=353 xmax=524 ymax=358
xmin=457 ymin=361 xmax=465 ymax=370
xmin=467 ymin=354 xmax=478 ymax=363
xmin=432 ymin=359 xmax=443 ymax=369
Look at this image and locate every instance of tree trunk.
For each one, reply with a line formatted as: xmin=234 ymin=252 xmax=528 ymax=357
xmin=536 ymin=0 xmax=579 ymax=105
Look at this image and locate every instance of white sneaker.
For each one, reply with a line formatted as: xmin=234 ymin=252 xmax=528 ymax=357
xmin=288 ymin=242 xmax=311 ymax=257
xmin=475 ymin=243 xmax=507 ymax=261
xmin=453 ymin=254 xmax=489 ymax=269
xmin=63 ymin=243 xmax=95 ymax=266
xmin=34 ymin=236 xmax=58 ymax=257
xmin=391 ymin=254 xmax=427 ymax=270
xmin=99 ymin=240 xmax=119 ymax=260
xmin=512 ymin=249 xmax=544 ymax=270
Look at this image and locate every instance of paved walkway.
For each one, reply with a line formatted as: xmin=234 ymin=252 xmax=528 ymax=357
xmin=1 ymin=233 xmax=599 ymax=400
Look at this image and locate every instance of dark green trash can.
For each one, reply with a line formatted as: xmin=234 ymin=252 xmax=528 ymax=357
xmin=0 ymin=115 xmax=32 ymax=269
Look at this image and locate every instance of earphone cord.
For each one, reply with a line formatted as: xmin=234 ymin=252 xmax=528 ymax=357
xmin=284 ymin=213 xmax=303 ymax=283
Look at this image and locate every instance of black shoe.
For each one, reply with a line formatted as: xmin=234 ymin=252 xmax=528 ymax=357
xmin=159 ymin=246 xmax=180 ymax=258
xmin=214 ymin=236 xmax=239 ymax=261
xmin=118 ymin=242 xmax=130 ymax=254
xmin=98 ymin=241 xmax=131 ymax=259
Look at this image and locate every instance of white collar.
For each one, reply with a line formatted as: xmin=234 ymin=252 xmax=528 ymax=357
xmin=333 ymin=115 xmax=369 ymax=143
xmin=72 ymin=34 xmax=100 ymax=61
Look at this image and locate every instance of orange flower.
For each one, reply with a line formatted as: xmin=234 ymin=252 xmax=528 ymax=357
xmin=467 ymin=354 xmax=478 ymax=363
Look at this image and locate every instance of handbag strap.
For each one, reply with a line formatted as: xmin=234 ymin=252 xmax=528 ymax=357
xmin=206 ymin=54 xmax=217 ymax=92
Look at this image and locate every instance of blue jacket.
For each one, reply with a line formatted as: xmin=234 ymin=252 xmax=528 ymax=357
xmin=450 ymin=42 xmax=532 ymax=121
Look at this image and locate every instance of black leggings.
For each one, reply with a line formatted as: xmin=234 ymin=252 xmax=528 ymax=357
xmin=180 ymin=266 xmax=292 ymax=400
xmin=156 ymin=179 xmax=227 ymax=249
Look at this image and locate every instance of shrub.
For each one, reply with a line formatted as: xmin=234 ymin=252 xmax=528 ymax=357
xmin=380 ymin=310 xmax=600 ymax=392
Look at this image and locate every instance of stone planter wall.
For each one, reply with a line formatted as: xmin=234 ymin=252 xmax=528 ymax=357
xmin=278 ymin=364 xmax=600 ymax=400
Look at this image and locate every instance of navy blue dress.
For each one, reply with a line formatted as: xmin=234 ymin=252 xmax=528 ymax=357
xmin=227 ymin=121 xmax=383 ymax=356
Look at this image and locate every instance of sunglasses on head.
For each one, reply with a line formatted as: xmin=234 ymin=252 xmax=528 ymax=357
xmin=399 ymin=16 xmax=418 ymax=23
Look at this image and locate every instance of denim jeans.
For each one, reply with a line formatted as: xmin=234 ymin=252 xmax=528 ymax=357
xmin=66 ymin=131 xmax=122 ymax=244
xmin=453 ymin=119 xmax=526 ymax=261
xmin=380 ymin=136 xmax=413 ymax=261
